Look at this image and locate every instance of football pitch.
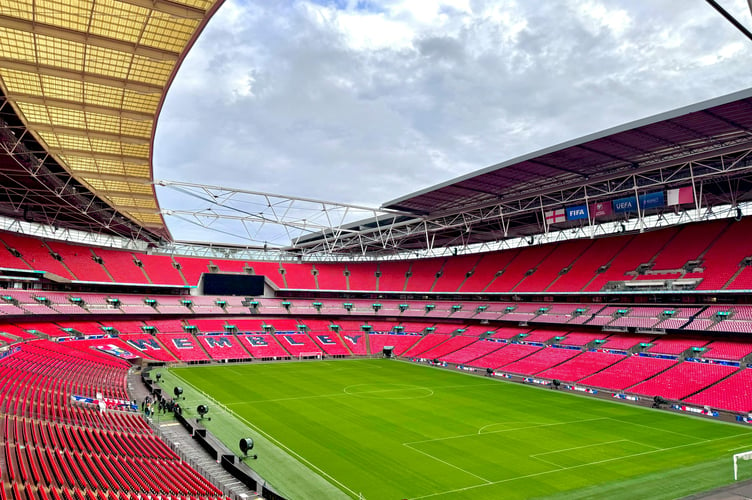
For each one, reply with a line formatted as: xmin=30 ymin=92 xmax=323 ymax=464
xmin=164 ymin=359 xmax=752 ymax=499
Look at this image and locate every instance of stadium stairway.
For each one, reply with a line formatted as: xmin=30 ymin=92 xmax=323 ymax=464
xmin=125 ymin=372 xmax=260 ymax=500
xmin=577 ymin=236 xmax=634 ymax=292
xmin=621 ymin=357 xmax=684 ymax=391
xmin=451 ymin=255 xmax=483 ymax=293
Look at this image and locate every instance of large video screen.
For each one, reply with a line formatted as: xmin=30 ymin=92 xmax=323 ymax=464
xmin=202 ymin=273 xmax=265 ymax=296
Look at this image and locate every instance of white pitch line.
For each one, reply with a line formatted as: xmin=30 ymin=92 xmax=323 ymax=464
xmin=169 ymin=371 xmax=362 ymax=499
xmin=407 ymin=432 xmax=752 ymax=499
xmin=225 ymin=392 xmax=345 ymax=405
xmin=727 ymin=444 xmax=752 ymax=452
xmin=606 ymin=417 xmax=699 ymax=440
xmin=477 ymin=422 xmax=547 ymax=435
xmin=225 ymin=381 xmax=495 ymax=405
xmin=342 ymin=384 xmax=434 ymax=397
xmin=528 ymin=454 xmax=566 ymax=470
xmin=403 ymin=442 xmax=492 ymax=484
xmin=406 ymin=417 xmax=609 ymax=446
xmin=627 ymin=439 xmax=662 ymax=450
xmin=531 ymin=439 xmax=629 ymax=458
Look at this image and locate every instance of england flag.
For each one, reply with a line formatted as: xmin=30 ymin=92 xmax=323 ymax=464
xmin=545 ymin=209 xmax=566 ymax=225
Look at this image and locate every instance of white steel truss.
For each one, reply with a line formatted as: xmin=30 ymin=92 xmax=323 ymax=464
xmin=155 ymin=144 xmax=752 ymax=259
xmin=157 ymin=180 xmax=413 ymax=252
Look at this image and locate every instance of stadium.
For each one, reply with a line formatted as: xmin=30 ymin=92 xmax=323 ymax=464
xmin=2 ymin=1 xmax=752 ymax=499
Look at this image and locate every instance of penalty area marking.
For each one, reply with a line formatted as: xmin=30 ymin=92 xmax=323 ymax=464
xmin=477 ymin=422 xmax=548 ymax=434
xmin=402 ymin=442 xmax=492 ymax=485
xmin=409 ymin=417 xmax=608 ymax=444
xmin=728 ymin=444 xmax=752 ymax=452
xmin=407 ymin=432 xmax=752 ymax=499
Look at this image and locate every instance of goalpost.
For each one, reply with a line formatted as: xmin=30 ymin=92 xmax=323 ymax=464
xmin=733 ymin=450 xmax=752 ymax=480
xmin=298 ymin=352 xmax=323 ymax=360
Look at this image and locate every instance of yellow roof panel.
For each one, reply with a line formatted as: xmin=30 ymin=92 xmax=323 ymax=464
xmin=1 ymin=68 xmax=42 ymax=95
xmin=0 ymin=0 xmax=224 ymax=236
xmin=36 ymin=0 xmax=93 ymax=32
xmin=141 ymin=13 xmax=199 ymax=52
xmin=0 ymin=27 xmax=36 ymax=63
xmin=0 ymin=0 xmax=33 ymax=20
xmin=36 ymin=35 xmax=86 ymax=69
xmin=90 ymin=0 xmax=149 ymax=44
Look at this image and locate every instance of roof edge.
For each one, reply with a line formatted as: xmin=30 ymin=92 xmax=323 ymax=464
xmin=381 ymin=86 xmax=752 ymax=211
xmin=149 ymin=0 xmax=228 ymax=242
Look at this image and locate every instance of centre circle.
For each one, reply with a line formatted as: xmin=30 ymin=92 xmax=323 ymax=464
xmin=343 ymin=383 xmax=434 ymax=399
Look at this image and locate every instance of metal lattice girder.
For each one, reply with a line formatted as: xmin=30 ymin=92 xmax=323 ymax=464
xmin=157 ymin=180 xmax=416 ymax=253
xmin=284 ymin=150 xmax=752 ymax=255
xmin=0 ymin=115 xmax=155 ymax=240
xmin=157 ymin=142 xmax=752 ymax=257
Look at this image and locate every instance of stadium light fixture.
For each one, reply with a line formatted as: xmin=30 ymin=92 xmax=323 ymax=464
xmin=239 ymin=437 xmax=257 ymax=460
xmin=197 ymin=404 xmax=210 ymax=420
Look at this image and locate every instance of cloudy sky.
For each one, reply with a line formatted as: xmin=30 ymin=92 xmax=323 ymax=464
xmin=153 ymin=0 xmax=752 ymax=245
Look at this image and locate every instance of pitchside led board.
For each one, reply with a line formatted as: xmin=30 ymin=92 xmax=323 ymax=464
xmin=200 ymin=273 xmax=265 ymax=296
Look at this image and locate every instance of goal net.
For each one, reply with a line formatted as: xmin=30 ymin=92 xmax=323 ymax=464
xmin=298 ymin=352 xmax=323 ymax=360
xmin=733 ymin=450 xmax=752 ymax=480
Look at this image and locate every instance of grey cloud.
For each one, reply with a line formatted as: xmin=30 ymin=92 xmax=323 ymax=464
xmin=154 ymin=0 xmax=752 ymax=244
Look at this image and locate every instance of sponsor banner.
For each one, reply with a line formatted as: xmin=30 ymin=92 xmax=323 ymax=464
xmin=667 ymin=186 xmax=694 ymax=206
xmin=612 ymin=393 xmax=639 ymax=401
xmin=0 ymin=346 xmax=21 ymax=360
xmin=566 ymin=204 xmax=589 ymax=221
xmin=612 ymin=192 xmax=664 ymax=213
xmin=71 ymin=395 xmax=138 ymax=413
xmin=612 ymin=196 xmax=637 ymax=213
xmin=568 ymin=386 xmax=598 ymax=394
xmin=590 ymin=201 xmax=613 ymax=218
xmin=672 ymin=404 xmax=719 ymax=417
xmin=544 ymin=208 xmax=566 ymax=225
xmin=523 ymin=377 xmax=549 ymax=385
xmin=640 ymin=191 xmax=664 ymax=209
xmin=96 ymin=344 xmax=138 ymax=360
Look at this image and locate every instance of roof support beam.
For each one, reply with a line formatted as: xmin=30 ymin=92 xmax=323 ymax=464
xmin=7 ymin=94 xmax=155 ymax=120
xmin=92 ymin=189 xmax=155 ymax=200
xmin=82 ymin=173 xmax=152 ymax=183
xmin=705 ymin=0 xmax=752 ymax=42
xmin=0 ymin=15 xmax=180 ymax=62
xmin=28 ymin=123 xmax=150 ymax=145
xmin=46 ymin=148 xmax=148 ymax=163
xmin=0 ymin=59 xmax=163 ymax=94
xmin=103 ymin=203 xmax=159 ymax=214
xmin=116 ymin=0 xmax=207 ymax=20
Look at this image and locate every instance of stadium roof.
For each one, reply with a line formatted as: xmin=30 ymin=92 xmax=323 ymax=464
xmin=283 ymin=88 xmax=752 ymax=254
xmin=0 ymin=0 xmax=224 ymax=239
xmin=383 ymin=87 xmax=752 ymax=216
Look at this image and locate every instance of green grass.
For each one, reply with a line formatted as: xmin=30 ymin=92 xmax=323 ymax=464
xmin=162 ymin=359 xmax=752 ymax=500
